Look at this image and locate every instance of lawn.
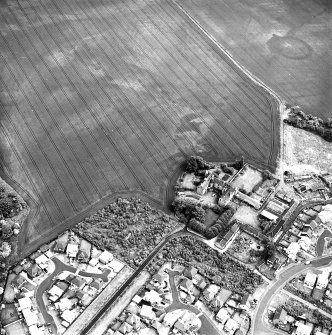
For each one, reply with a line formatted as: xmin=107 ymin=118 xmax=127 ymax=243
xmin=0 ymin=303 xmax=19 ymax=326
xmin=203 ymin=209 xmax=219 ymax=229
xmin=0 ymin=0 xmax=279 ymax=258
xmin=231 ymin=166 xmax=263 ymax=193
xmin=233 ymin=205 xmax=260 ymax=228
xmin=179 ymin=0 xmax=331 ymax=120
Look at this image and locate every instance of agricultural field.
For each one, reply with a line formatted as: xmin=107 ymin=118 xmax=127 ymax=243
xmin=0 ymin=0 xmax=279 ymax=257
xmin=180 ymin=0 xmax=331 ymax=119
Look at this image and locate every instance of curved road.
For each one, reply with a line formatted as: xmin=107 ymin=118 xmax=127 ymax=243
xmin=252 ymin=254 xmax=332 ymax=335
xmin=35 ymin=257 xmax=114 ymax=334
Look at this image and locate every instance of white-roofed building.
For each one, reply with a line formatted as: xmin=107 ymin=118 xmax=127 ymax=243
xmin=99 ymin=250 xmax=113 ymax=264
xmin=261 ymin=210 xmax=278 ymax=221
xmin=286 ymin=242 xmax=300 ymax=260
xmin=89 ymin=258 xmax=99 ymax=267
xmin=29 ymin=325 xmax=44 ymax=335
xmin=18 ymin=297 xmax=32 ymax=310
xmin=216 ymin=308 xmax=229 ymax=324
xmin=298 ymin=237 xmax=311 ymax=251
xmin=316 ymin=272 xmax=329 ymax=290
xmin=55 ymin=297 xmax=72 ymax=311
xmin=318 ymin=205 xmax=332 ymax=224
xmin=224 ymin=318 xmax=239 ymax=332
xmin=140 ymin=305 xmax=156 ymax=320
xmin=61 ymin=309 xmax=76 ymax=323
xmin=295 ymin=323 xmax=312 ymax=335
xmin=304 ymin=272 xmax=317 ymax=289
xmin=35 ymin=254 xmax=49 ymax=269
xmin=48 ymin=285 xmax=64 ymax=298
xmin=108 ymin=259 xmax=124 ymax=272
xmin=66 ymin=244 xmax=79 ymax=258
xmin=144 ymin=290 xmax=162 ymax=305
xmin=22 ymin=309 xmax=39 ymax=326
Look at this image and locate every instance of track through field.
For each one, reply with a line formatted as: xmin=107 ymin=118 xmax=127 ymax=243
xmin=0 ymin=0 xmax=280 ymax=256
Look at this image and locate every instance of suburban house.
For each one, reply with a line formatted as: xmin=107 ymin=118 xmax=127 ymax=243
xmin=54 ymin=240 xmax=67 ymax=253
xmin=286 ymin=242 xmax=300 ymax=260
xmin=99 ymin=250 xmax=113 ymax=265
xmin=178 ymin=278 xmax=194 ymax=293
xmin=316 ymin=272 xmax=329 ymax=290
xmin=273 ymin=308 xmax=288 ymax=328
xmin=304 ymin=272 xmax=317 ymax=289
xmin=295 ymin=323 xmax=312 ymax=335
xmin=213 ymin=288 xmax=232 ymax=308
xmin=216 ymin=308 xmax=229 ymax=324
xmin=239 ymin=294 xmax=250 ymax=311
xmin=183 ymin=266 xmax=198 ymax=280
xmin=224 ymin=318 xmax=239 ymax=333
xmin=66 ymin=244 xmax=79 ymax=258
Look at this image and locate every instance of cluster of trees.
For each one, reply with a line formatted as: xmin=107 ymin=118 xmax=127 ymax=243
xmin=204 ymin=208 xmax=235 ymax=239
xmin=186 ymin=156 xmax=212 ymax=173
xmin=285 ymin=108 xmax=332 ymax=142
xmin=172 ymin=197 xmax=206 ymax=224
xmin=0 ymin=186 xmax=24 ymax=219
xmin=74 ymin=197 xmax=178 ymax=267
xmin=162 ymin=236 xmax=263 ymax=294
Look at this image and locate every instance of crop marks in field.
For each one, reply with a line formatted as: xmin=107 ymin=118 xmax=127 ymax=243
xmin=0 ymin=0 xmax=279 ymax=253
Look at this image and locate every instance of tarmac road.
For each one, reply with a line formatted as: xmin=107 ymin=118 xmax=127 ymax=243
xmin=252 ymin=254 xmax=332 ymax=335
xmin=35 ymin=257 xmax=76 ymax=335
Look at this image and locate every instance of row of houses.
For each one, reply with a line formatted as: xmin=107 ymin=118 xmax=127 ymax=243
xmin=272 ymin=307 xmax=332 ymax=335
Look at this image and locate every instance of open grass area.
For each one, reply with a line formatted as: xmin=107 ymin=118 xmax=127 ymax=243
xmin=0 ymin=0 xmax=279 ymax=257
xmin=233 ymin=205 xmax=260 ymax=228
xmin=179 ymin=0 xmax=331 ymax=120
xmin=231 ymin=166 xmax=263 ymax=193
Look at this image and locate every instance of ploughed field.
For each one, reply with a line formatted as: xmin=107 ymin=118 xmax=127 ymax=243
xmin=0 ymin=0 xmax=279 ymax=254
xmin=179 ymin=0 xmax=331 ymax=119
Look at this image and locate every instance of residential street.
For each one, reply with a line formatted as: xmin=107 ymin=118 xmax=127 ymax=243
xmin=35 ymin=257 xmax=113 ymax=334
xmin=35 ymin=257 xmax=76 ymax=334
xmin=165 ymin=269 xmax=221 ymax=335
xmin=252 ymin=254 xmax=332 ymax=335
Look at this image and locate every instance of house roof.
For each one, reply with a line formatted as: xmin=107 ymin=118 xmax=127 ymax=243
xmin=273 ymin=308 xmax=287 ymax=323
xmin=76 ymin=289 xmax=85 ymax=299
xmin=183 ymin=266 xmax=198 ymax=279
xmin=71 ymin=276 xmax=86 ymax=288
xmin=179 ymin=278 xmax=193 ymax=291
xmin=261 ymin=210 xmax=278 ymax=221
xmin=296 ymin=323 xmax=312 ymax=335
xmin=26 ymin=264 xmax=41 ymax=277
xmin=90 ymin=279 xmax=103 ymax=290
xmin=54 ymin=240 xmax=67 ymax=251
xmin=240 ymin=294 xmax=250 ymax=306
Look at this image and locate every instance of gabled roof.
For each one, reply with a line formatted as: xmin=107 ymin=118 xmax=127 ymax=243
xmin=71 ymin=276 xmax=86 ymax=288
xmin=183 ymin=266 xmax=198 ymax=279
xmin=90 ymin=279 xmax=103 ymax=290
xmin=54 ymin=240 xmax=67 ymax=251
xmin=179 ymin=278 xmax=193 ymax=291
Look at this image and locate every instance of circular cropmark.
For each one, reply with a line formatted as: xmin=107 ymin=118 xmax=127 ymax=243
xmin=267 ymin=34 xmax=312 ymax=60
